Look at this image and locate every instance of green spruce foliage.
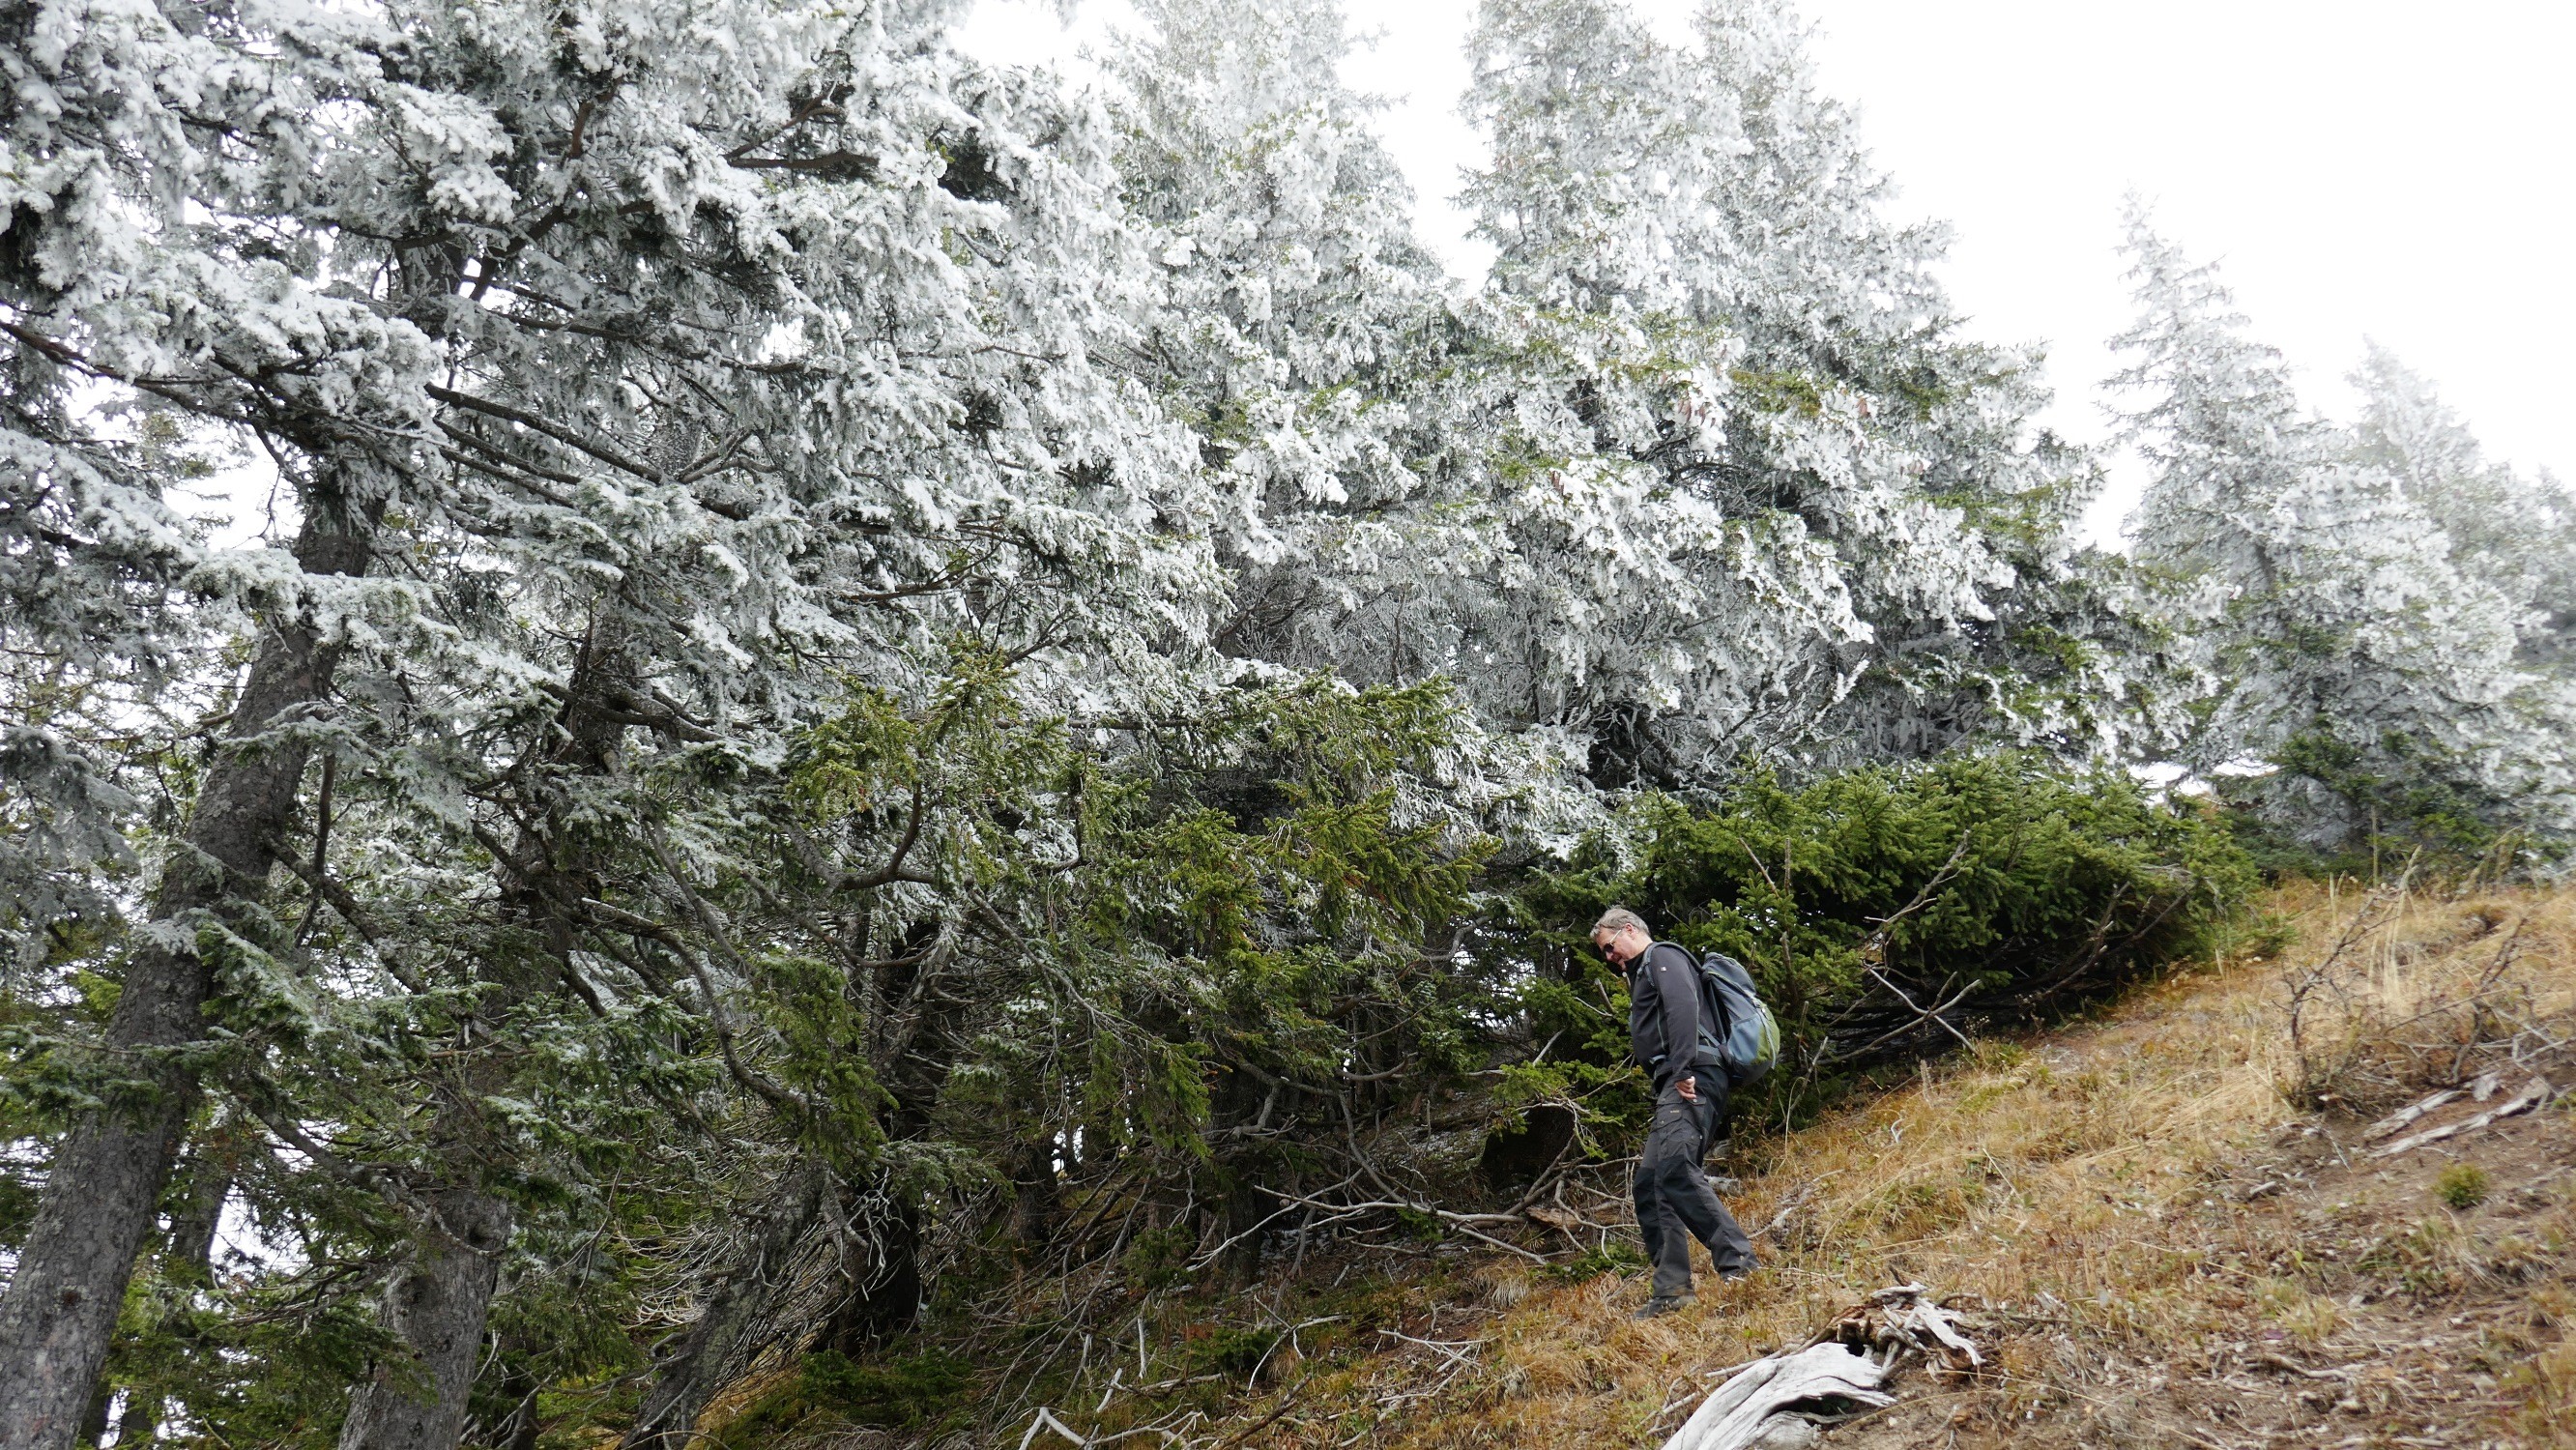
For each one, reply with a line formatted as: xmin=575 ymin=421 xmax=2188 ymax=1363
xmin=1508 ymin=756 xmax=2251 ymax=1126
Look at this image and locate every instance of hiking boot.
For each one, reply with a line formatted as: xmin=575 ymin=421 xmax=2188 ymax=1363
xmin=1633 ymin=1294 xmax=1693 ymax=1320
xmin=1717 ymin=1264 xmax=1756 ymax=1283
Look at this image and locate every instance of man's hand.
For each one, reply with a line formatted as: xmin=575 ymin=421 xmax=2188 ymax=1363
xmin=1676 ymin=1074 xmax=1698 ymax=1103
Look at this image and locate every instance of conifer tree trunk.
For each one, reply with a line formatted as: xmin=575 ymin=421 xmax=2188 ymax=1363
xmin=341 ymin=629 xmax=638 ymax=1450
xmin=815 ymin=1205 xmax=922 ymax=1354
xmin=1008 ymin=1140 xmax=1064 ymax=1251
xmin=1215 ymin=1068 xmax=1274 ymax=1286
xmin=627 ymin=919 xmax=962 ymax=1444
xmin=335 ymin=1190 xmax=514 ymax=1450
xmin=622 ymin=1157 xmax=832 ymax=1450
xmin=0 ymin=508 xmax=374 ymax=1450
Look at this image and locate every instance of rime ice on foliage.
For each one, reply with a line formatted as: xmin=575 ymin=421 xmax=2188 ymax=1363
xmin=2114 ymin=212 xmax=2576 ymax=848
xmin=1112 ymin=0 xmax=2122 ymax=794
xmin=2351 ymin=346 xmax=2576 ymax=676
xmin=1111 ymin=0 xmax=1453 ymax=672
xmin=0 ymin=0 xmax=1235 ymax=956
xmin=1452 ymin=0 xmax=2111 ymax=783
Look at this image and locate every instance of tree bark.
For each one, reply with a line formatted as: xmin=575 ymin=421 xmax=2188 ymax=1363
xmin=336 ymin=1190 xmax=514 ymax=1450
xmin=342 ymin=624 xmax=635 ymax=1450
xmin=108 ymin=1144 xmax=234 ymax=1450
xmin=0 ymin=511 xmax=373 ymax=1450
xmin=1008 ymin=1139 xmax=1063 ymax=1252
xmin=621 ymin=1156 xmax=831 ymax=1450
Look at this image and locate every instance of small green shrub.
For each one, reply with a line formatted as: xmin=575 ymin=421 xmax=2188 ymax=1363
xmin=2435 ymin=1164 xmax=2491 ymax=1210
xmin=1541 ymin=1243 xmax=1646 ymax=1282
xmin=1185 ymin=1325 xmax=1281 ymax=1377
xmin=2239 ymin=910 xmax=2301 ymax=960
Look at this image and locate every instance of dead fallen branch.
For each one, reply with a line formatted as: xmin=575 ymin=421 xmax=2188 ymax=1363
xmin=2367 ymin=1076 xmax=2556 ymax=1158
xmin=2251 ymin=1351 xmax=2355 ymax=1382
xmin=2360 ymin=1088 xmax=2461 ymax=1141
xmin=1751 ymin=1181 xmax=1817 ymax=1241
xmin=1660 ymin=1343 xmax=1893 ymax=1450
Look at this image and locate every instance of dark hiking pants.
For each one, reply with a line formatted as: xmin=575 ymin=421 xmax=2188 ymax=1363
xmin=1633 ymin=1069 xmax=1755 ymax=1297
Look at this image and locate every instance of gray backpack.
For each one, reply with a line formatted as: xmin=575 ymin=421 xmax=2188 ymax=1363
xmin=1664 ymin=942 xmax=1781 ymax=1088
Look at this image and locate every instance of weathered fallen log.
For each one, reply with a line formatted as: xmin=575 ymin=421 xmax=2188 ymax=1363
xmin=2368 ymin=1077 xmax=2556 ymax=1159
xmin=1660 ymin=1342 xmax=1894 ymax=1450
xmin=2361 ymin=1088 xmax=2460 ymax=1141
xmin=1661 ymin=1285 xmax=1981 ymax=1450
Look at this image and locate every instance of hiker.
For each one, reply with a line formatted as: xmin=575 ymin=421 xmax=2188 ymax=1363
xmin=1594 ymin=906 xmax=1757 ymax=1317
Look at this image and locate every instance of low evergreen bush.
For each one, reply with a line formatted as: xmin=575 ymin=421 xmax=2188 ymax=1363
xmin=1503 ymin=755 xmax=2254 ymax=1127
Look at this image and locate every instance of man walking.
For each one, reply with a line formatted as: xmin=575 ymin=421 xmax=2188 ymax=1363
xmin=1593 ymin=907 xmax=1756 ymax=1318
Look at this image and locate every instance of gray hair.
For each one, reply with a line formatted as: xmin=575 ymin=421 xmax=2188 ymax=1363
xmin=1592 ymin=906 xmax=1650 ymax=939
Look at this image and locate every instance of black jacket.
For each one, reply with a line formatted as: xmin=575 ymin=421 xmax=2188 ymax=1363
xmin=1627 ymin=942 xmax=1720 ymax=1088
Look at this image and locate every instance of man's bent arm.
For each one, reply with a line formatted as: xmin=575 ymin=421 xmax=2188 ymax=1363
xmin=1649 ymin=945 xmax=1699 ymax=1085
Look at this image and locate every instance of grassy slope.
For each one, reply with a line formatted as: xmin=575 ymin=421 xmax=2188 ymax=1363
xmin=705 ymin=880 xmax=2576 ymax=1450
xmin=1455 ymin=879 xmax=2576 ymax=1449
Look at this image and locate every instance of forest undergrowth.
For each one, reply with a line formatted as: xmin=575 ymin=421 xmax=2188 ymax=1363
xmin=691 ymin=877 xmax=2576 ymax=1450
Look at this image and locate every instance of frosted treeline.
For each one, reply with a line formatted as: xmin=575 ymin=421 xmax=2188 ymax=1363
xmin=0 ymin=0 xmax=2567 ymax=1444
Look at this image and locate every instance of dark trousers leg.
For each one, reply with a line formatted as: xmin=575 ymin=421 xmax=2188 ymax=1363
xmin=1682 ymin=1072 xmax=1755 ymax=1274
xmin=1631 ymin=1148 xmax=1677 ymax=1293
xmin=1633 ymin=1072 xmax=1756 ymax=1298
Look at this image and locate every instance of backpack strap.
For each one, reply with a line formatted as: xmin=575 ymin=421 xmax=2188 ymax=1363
xmin=1654 ymin=942 xmax=1732 ymax=1067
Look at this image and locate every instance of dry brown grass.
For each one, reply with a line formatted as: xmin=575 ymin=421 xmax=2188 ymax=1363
xmin=2506 ymin=1336 xmax=2576 ymax=1445
xmin=1130 ymin=878 xmax=2576 ymax=1450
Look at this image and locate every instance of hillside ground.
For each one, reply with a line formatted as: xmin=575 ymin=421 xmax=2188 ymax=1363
xmin=702 ymin=878 xmax=2576 ymax=1450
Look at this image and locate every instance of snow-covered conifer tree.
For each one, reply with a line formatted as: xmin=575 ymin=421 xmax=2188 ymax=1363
xmin=2350 ymin=345 xmax=2576 ymax=673
xmin=0 ymin=2 xmax=444 ymax=1435
xmin=2113 ymin=215 xmax=2572 ymax=851
xmin=0 ymin=0 xmax=1221 ymax=1439
xmin=1109 ymin=0 xmax=1474 ymax=681
xmin=1453 ymin=0 xmax=2104 ymax=783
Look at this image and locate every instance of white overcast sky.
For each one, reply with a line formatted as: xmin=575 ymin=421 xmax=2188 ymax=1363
xmin=958 ymin=0 xmax=2576 ymax=546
